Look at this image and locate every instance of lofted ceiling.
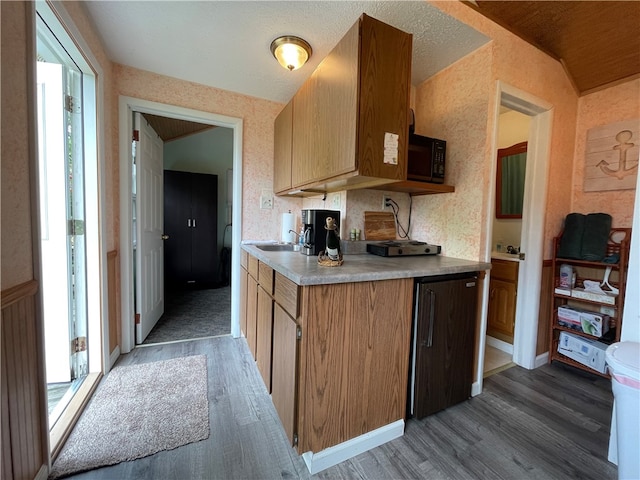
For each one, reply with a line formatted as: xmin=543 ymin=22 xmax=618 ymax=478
xmin=464 ymin=1 xmax=640 ymax=95
xmin=141 ymin=113 xmax=214 ymax=142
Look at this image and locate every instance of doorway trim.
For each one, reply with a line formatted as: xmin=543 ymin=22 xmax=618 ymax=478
xmin=118 ymin=96 xmax=243 ymax=355
xmin=480 ymin=81 xmax=553 ymax=382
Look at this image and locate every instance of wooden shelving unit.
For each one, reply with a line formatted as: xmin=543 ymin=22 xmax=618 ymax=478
xmin=548 ymin=228 xmax=631 ymax=377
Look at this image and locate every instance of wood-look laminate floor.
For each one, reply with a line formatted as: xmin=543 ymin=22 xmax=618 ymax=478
xmin=64 ymin=336 xmax=616 ymax=480
xmin=483 ymin=345 xmax=514 ymax=377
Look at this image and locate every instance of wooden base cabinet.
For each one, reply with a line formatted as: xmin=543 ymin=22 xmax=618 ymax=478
xmin=271 ymin=303 xmax=299 ymax=444
xmin=256 ymin=285 xmax=274 ymax=392
xmin=487 ymin=259 xmax=518 ymax=344
xmin=241 ymin=251 xmax=414 ymax=455
xmin=297 ymin=279 xmax=413 ymax=453
xmin=271 ymin=273 xmax=300 ymax=445
xmin=245 ymin=272 xmax=258 ymax=359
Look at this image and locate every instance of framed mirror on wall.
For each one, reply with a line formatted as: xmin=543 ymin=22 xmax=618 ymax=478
xmin=496 ymin=141 xmax=527 ymax=218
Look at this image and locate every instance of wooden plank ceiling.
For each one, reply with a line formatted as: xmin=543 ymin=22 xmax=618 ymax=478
xmin=464 ymin=1 xmax=640 ymax=95
xmin=142 ymin=113 xmax=214 ymax=142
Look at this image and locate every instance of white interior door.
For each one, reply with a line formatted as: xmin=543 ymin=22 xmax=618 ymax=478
xmin=135 ymin=112 xmax=164 ymax=343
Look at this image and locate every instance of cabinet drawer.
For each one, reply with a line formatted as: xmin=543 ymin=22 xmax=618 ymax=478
xmin=491 ymin=259 xmax=518 ymax=283
xmin=248 ymin=255 xmax=259 ymax=280
xmin=274 ymin=273 xmax=299 ymax=318
xmin=259 ymin=262 xmax=274 ymax=295
xmin=241 ymin=249 xmax=248 ymax=269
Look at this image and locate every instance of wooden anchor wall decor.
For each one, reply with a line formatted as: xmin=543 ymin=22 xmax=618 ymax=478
xmin=584 ymin=118 xmax=640 ymax=192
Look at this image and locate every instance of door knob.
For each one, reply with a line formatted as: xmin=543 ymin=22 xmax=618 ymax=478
xmin=161 ymin=234 xmax=169 ymax=240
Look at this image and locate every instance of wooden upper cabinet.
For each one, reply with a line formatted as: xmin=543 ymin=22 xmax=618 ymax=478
xmin=291 ymin=18 xmax=359 ymax=187
xmin=277 ymin=14 xmax=412 ymax=195
xmin=273 ymin=100 xmax=293 ymax=194
xmin=356 ymin=15 xmax=411 ymax=181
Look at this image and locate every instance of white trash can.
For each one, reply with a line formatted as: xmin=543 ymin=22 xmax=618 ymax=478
xmin=605 ymin=342 xmax=640 ymax=480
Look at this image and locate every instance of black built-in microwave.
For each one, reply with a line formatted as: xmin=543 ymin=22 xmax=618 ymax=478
xmin=406 ymin=133 xmax=446 ymax=184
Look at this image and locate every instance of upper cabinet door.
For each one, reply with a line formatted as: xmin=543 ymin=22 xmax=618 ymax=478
xmin=357 ymin=15 xmax=412 ymax=181
xmin=312 ymin=19 xmax=360 ymax=183
xmin=291 ymin=20 xmax=359 ymax=188
xmin=273 ymin=100 xmax=293 ymax=194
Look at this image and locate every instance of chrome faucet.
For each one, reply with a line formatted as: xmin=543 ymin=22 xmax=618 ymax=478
xmin=290 ymin=228 xmax=312 ymax=248
xmin=288 ymin=229 xmax=301 ymax=243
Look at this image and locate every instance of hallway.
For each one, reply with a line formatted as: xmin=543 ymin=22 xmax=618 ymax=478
xmin=142 ymin=286 xmax=231 ymax=344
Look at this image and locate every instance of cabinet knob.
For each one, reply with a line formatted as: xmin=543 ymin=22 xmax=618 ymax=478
xmin=161 ymin=234 xmax=169 ymax=240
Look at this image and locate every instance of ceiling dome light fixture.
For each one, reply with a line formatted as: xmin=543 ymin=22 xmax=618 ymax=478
xmin=270 ymin=36 xmax=312 ymax=71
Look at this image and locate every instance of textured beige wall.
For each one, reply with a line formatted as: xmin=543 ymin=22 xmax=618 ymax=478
xmin=1 ymin=1 xmax=116 ymax=290
xmin=113 ymin=65 xmax=300 ymax=242
xmin=572 ymin=79 xmax=640 ymax=226
xmin=424 ymin=0 xmax=637 ymax=259
xmin=1 ymin=1 xmax=35 ymax=289
xmin=418 ymin=1 xmax=580 ymax=260
xmin=412 ymin=44 xmax=494 ymax=260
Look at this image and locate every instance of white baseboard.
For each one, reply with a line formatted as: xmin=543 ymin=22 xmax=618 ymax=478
xmin=35 ymin=463 xmax=49 ymax=480
xmin=486 ymin=336 xmax=514 ymax=355
xmin=534 ymin=351 xmax=549 ymax=368
xmin=471 ymin=381 xmax=482 ymax=397
xmin=109 ymin=345 xmax=121 ymax=369
xmin=301 ymin=419 xmax=404 ymax=474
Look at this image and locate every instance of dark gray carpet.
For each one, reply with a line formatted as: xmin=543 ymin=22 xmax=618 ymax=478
xmin=143 ymin=286 xmax=231 ymax=344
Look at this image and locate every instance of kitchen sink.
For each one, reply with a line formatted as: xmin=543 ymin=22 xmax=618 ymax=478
xmin=256 ymin=244 xmax=299 ymax=252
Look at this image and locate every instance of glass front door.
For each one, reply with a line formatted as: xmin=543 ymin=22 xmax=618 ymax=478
xmin=36 ymin=12 xmax=89 ymax=428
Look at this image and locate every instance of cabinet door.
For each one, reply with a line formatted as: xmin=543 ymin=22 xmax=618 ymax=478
xmin=291 ymin=19 xmax=359 ymax=187
xmin=239 ymin=267 xmax=248 ymax=336
xmin=291 ymin=72 xmax=319 ymax=187
xmin=163 ymin=170 xmax=192 ymax=288
xmin=246 ymin=275 xmax=258 ymax=359
xmin=256 ymin=285 xmax=273 ymax=392
xmin=356 ymin=15 xmax=411 ymax=181
xmin=271 ymin=303 xmax=298 ymax=446
xmin=190 ymin=173 xmax=218 ymax=285
xmin=274 ymin=100 xmax=293 ymax=193
xmin=314 ymin=20 xmax=359 ymax=181
xmin=487 ymin=278 xmax=516 ymax=340
xmin=414 ymin=276 xmax=477 ymax=418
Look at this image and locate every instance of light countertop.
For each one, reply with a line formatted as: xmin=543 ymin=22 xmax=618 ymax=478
xmin=491 ymin=251 xmax=522 ymax=262
xmin=242 ymin=244 xmax=491 ymax=286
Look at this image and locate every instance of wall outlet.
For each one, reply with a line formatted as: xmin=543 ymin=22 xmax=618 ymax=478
xmin=260 ymin=194 xmax=273 ymax=209
xmin=331 ymin=193 xmax=341 ymax=209
xmin=382 ymin=195 xmax=391 ymax=210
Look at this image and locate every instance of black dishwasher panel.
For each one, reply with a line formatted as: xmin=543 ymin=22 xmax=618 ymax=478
xmin=410 ymin=273 xmax=478 ymax=419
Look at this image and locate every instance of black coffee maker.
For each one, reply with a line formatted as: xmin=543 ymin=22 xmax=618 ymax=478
xmin=301 ymin=209 xmax=341 ymax=256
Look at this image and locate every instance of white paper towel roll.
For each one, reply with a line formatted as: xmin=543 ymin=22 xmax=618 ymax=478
xmin=281 ymin=212 xmax=296 ymax=243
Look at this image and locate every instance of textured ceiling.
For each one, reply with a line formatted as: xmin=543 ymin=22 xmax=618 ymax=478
xmin=83 ymin=1 xmax=489 ymax=103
